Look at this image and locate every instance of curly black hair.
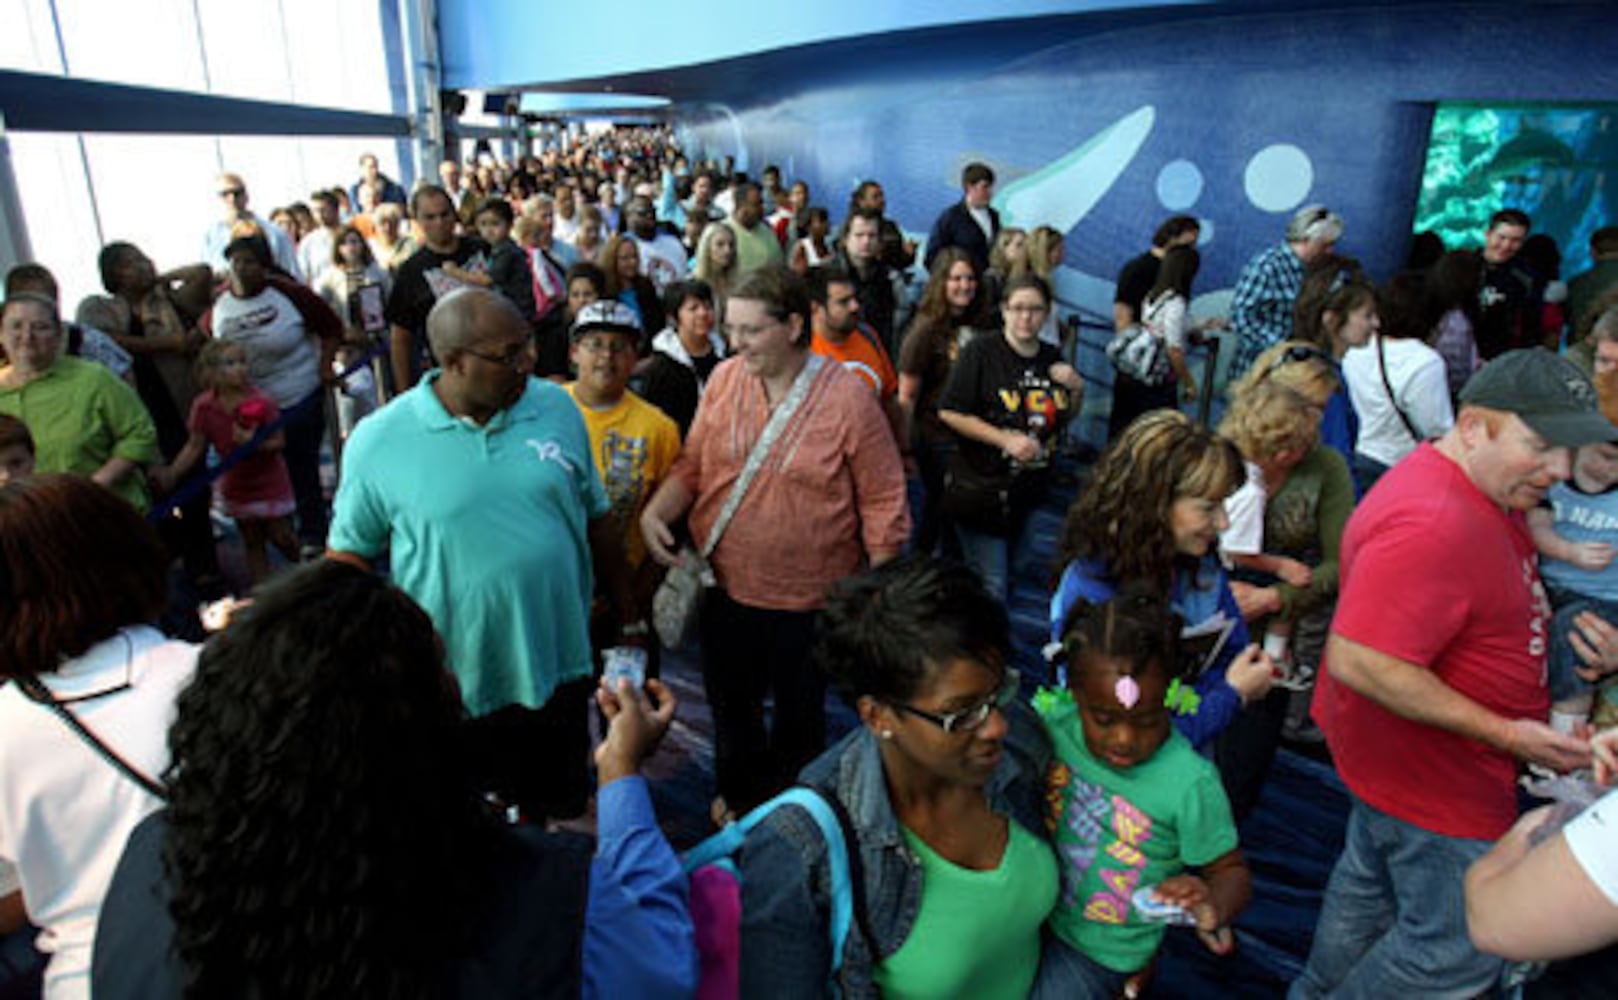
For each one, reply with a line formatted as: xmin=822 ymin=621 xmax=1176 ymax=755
xmin=815 ymin=554 xmax=1010 ymax=706
xmin=163 ymin=561 xmax=494 ymax=998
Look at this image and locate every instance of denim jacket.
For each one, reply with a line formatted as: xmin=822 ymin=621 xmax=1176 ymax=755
xmin=735 ymin=701 xmax=1053 ymax=998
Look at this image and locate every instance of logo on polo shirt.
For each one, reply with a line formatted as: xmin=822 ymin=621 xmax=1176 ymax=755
xmin=524 ymin=438 xmax=579 ymax=474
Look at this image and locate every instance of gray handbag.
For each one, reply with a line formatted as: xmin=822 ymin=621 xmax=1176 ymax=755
xmin=652 ymin=355 xmax=826 ymax=649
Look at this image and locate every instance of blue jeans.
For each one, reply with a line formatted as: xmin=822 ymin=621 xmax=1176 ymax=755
xmin=1290 ymin=795 xmax=1503 ymax=999
xmin=281 ymin=388 xmax=329 ymax=548
xmin=955 ymin=514 xmax=1036 ymax=604
xmin=1031 ymin=932 xmax=1129 ymax=999
xmin=1352 ymin=453 xmax=1389 ymax=498
xmin=1546 ymin=589 xmax=1618 ymax=702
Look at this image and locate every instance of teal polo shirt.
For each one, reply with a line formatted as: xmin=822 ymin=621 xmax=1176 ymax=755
xmin=329 ymin=372 xmax=609 ymax=716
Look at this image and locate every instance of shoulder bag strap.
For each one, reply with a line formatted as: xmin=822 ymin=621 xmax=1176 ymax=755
xmin=1376 ymin=335 xmax=1424 ymax=443
xmin=699 ymin=354 xmax=827 ymax=559
xmin=14 ymin=675 xmax=168 ymax=800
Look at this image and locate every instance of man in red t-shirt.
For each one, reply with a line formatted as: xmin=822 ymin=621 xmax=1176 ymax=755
xmin=807 ymin=263 xmax=903 ymax=449
xmin=1294 ymin=349 xmax=1618 ymax=998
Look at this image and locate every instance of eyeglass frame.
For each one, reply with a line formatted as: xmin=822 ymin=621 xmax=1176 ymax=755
xmin=891 ymin=668 xmax=1020 ymax=734
xmin=573 ymin=332 xmax=636 ymax=356
xmin=461 ymin=340 xmax=534 ymax=369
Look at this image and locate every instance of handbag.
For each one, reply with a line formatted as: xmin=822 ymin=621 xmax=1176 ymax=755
xmin=16 ymin=671 xmax=167 ymax=800
xmin=653 ymin=355 xmax=827 ymax=650
xmin=939 ymin=455 xmax=1015 ymax=537
xmin=1105 ymin=322 xmax=1170 ymax=385
xmin=1376 ymin=334 xmax=1425 ymax=443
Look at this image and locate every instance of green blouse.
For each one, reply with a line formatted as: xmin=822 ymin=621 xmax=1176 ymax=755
xmin=872 ymin=819 xmax=1057 ymax=999
xmin=0 ymin=356 xmax=157 ymax=510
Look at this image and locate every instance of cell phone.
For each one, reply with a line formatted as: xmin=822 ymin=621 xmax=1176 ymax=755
xmin=1132 ymin=886 xmax=1198 ymax=926
xmin=602 ymin=646 xmax=647 ymax=689
xmin=354 ymin=284 xmax=386 ymax=334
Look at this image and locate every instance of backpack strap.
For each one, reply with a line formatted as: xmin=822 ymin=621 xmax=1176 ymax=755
xmin=683 ymin=785 xmax=862 ymax=977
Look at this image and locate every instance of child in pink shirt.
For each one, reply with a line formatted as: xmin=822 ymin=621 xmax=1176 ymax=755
xmin=162 ymin=340 xmax=298 ymax=582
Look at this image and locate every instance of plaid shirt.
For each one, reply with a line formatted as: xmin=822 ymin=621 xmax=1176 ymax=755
xmin=1227 ymin=242 xmax=1305 ymax=380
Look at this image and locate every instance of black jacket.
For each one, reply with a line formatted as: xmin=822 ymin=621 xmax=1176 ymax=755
xmin=924 ymin=200 xmax=1000 ymax=272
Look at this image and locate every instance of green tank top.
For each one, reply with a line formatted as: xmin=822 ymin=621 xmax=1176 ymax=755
xmin=872 ymin=819 xmax=1058 ymax=999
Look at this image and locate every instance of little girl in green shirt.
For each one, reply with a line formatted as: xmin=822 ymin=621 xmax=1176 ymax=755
xmin=1032 ymin=589 xmax=1253 ymax=997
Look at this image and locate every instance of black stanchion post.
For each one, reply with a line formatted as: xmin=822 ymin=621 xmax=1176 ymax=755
xmin=1197 ymin=333 xmax=1221 ymax=428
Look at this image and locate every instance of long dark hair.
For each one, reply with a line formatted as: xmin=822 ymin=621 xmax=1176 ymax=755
xmin=1423 ymin=249 xmax=1484 ymax=333
xmin=1146 ymin=245 xmax=1199 ymax=302
xmin=908 ymin=247 xmax=987 ymax=338
xmin=163 ymin=561 xmax=492 ymax=998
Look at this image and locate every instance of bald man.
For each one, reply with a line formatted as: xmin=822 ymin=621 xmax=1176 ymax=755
xmin=200 ymin=172 xmax=303 ymax=280
xmin=328 ymin=288 xmax=635 ymax=822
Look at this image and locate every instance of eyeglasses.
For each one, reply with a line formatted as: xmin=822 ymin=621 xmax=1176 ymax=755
xmin=893 ymin=669 xmax=1020 ymax=734
xmin=575 ymin=337 xmax=634 ymax=356
xmin=724 ymin=318 xmax=784 ymax=341
xmin=218 ymin=187 xmax=246 ymax=199
xmin=462 ymin=341 xmax=533 ymax=369
xmin=1005 ymin=304 xmax=1047 ymax=315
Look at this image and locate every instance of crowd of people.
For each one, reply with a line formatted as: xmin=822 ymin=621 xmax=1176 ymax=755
xmin=3 ymin=119 xmax=1618 ymax=998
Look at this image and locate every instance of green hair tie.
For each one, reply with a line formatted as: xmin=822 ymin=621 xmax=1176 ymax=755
xmin=1165 ymin=678 xmax=1202 ymax=716
xmin=1032 ymin=686 xmax=1074 ymax=715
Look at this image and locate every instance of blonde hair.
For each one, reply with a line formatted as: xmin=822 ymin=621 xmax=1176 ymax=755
xmin=1220 ymin=379 xmax=1321 ymax=462
xmin=1229 ymin=339 xmax=1340 ymax=408
xmin=1028 ymin=226 xmax=1065 ymax=281
xmin=988 ymin=227 xmax=1028 ymax=279
xmin=693 ymin=223 xmax=737 ymax=296
xmin=194 ymin=338 xmax=248 ymax=391
xmin=511 ymin=213 xmax=543 ymax=247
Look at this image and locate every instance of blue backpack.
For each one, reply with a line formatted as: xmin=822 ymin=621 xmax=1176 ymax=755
xmin=682 ymin=787 xmax=866 ymax=999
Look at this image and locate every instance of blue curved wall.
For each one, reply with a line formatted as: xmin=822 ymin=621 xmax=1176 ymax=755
xmin=676 ymin=2 xmax=1616 ymax=316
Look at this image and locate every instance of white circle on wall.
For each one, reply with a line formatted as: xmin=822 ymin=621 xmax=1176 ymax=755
xmin=1197 ymin=218 xmax=1214 ymax=246
xmin=1244 ymin=144 xmax=1314 ymax=213
xmin=1156 ymin=160 xmax=1203 ymax=210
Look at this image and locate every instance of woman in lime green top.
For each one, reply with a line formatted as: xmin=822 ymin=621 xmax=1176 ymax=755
xmin=1032 ymin=589 xmax=1253 ymax=997
xmin=0 ymin=294 xmax=158 ymax=510
xmin=735 ymin=555 xmax=1059 ymax=998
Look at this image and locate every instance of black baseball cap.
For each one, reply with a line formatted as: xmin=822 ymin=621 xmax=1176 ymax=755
xmin=1458 ymin=348 xmax=1617 ymax=447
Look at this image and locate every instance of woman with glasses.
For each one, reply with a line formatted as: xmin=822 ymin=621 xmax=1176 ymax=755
xmin=937 ymin=274 xmax=1082 ymax=602
xmin=735 ymin=555 xmax=1059 ymax=999
xmin=1052 ymin=409 xmax=1276 ymax=755
xmin=640 ymin=266 xmax=908 ymax=824
xmin=0 ymin=295 xmax=159 ymax=511
xmin=0 ymin=475 xmax=197 ymax=999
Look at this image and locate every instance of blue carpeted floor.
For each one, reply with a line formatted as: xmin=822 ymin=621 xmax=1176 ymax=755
xmin=645 ymin=454 xmax=1350 ymax=997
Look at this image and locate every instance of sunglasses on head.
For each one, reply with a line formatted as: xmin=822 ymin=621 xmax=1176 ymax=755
xmin=1265 ymin=343 xmax=1333 ymax=375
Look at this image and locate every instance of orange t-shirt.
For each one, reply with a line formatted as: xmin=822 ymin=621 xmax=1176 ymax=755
xmin=811 ymin=325 xmax=898 ymax=404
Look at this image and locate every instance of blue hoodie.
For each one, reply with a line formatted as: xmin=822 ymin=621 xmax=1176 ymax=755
xmin=1049 ymin=556 xmax=1248 ymax=752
